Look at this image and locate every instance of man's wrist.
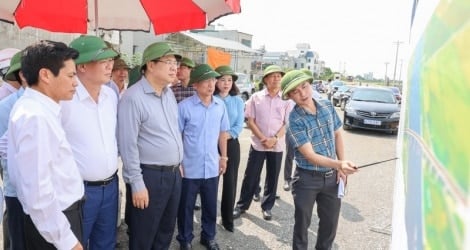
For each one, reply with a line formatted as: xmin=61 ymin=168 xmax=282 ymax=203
xmin=220 ymin=156 xmax=229 ymax=161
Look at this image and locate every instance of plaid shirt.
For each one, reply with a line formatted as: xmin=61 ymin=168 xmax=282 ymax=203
xmin=171 ymin=83 xmax=194 ymax=103
xmin=287 ymin=98 xmax=342 ymax=171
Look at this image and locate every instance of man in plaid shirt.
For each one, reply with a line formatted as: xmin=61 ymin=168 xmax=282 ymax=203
xmin=282 ymin=70 xmax=358 ymax=250
xmin=171 ymin=57 xmax=195 ymax=103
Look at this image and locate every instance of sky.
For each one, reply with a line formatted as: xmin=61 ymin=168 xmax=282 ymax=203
xmin=215 ymin=0 xmax=412 ymax=79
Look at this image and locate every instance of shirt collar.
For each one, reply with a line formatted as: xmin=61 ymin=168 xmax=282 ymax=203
xmin=140 ymin=76 xmax=169 ymax=95
xmin=261 ymin=88 xmax=282 ymax=98
xmin=294 ymin=98 xmax=326 ymax=115
xmin=24 ymin=88 xmax=61 ymax=117
xmin=191 ymin=94 xmax=221 ymax=106
xmin=75 ymin=78 xmax=109 ymax=102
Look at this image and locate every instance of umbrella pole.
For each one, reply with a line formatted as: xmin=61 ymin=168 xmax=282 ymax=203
xmin=94 ymin=0 xmax=99 ymax=35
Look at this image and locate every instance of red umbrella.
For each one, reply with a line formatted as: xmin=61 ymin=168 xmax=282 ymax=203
xmin=0 ymin=0 xmax=238 ymax=34
xmin=193 ymin=0 xmax=241 ymax=24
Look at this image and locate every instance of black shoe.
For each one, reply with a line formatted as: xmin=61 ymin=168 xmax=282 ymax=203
xmin=275 ymin=195 xmax=280 ymax=199
xmin=283 ymin=181 xmax=291 ymax=191
xmin=222 ymin=222 xmax=234 ymax=232
xmin=194 ymin=203 xmax=201 ymax=210
xmin=200 ymin=238 xmax=220 ymax=250
xmin=233 ymin=206 xmax=245 ymax=219
xmin=262 ymin=210 xmax=272 ymax=220
xmin=253 ymin=193 xmax=260 ymax=202
xmin=180 ymin=242 xmax=192 ymax=250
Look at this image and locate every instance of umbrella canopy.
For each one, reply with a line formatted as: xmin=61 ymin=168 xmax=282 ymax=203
xmin=0 ymin=0 xmax=239 ymax=34
xmin=193 ymin=0 xmax=241 ymax=24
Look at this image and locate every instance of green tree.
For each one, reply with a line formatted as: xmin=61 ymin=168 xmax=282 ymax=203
xmin=322 ymin=67 xmax=333 ymax=80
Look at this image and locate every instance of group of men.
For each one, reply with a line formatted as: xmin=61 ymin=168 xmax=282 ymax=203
xmin=0 ymin=36 xmax=231 ymax=250
xmin=0 ymin=34 xmax=358 ymax=250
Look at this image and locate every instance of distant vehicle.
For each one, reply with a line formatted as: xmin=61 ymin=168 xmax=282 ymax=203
xmin=327 ymin=80 xmax=345 ymax=100
xmin=312 ymin=80 xmax=326 ymax=93
xmin=331 ymin=85 xmax=354 ymax=107
xmin=388 ymin=86 xmax=402 ymax=103
xmin=236 ymin=72 xmax=255 ymax=101
xmin=343 ymin=87 xmax=400 ymax=134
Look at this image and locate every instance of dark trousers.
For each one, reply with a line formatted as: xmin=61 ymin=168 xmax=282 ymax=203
xmin=177 ymin=177 xmax=219 ymax=244
xmin=292 ymin=168 xmax=341 ymax=250
xmin=129 ymin=166 xmax=182 ymax=250
xmin=82 ymin=177 xmax=119 ymax=250
xmin=24 ymin=198 xmax=84 ymax=250
xmin=284 ymin=136 xmax=295 ymax=182
xmin=220 ymin=138 xmax=241 ymax=228
xmin=5 ymin=196 xmax=26 ymax=250
xmin=124 ymin=183 xmax=132 ymax=236
xmin=236 ymin=146 xmax=283 ymax=211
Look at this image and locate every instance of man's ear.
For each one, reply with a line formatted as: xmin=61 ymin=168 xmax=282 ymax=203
xmin=38 ymin=68 xmax=51 ymax=85
xmin=18 ymin=71 xmax=27 ymax=85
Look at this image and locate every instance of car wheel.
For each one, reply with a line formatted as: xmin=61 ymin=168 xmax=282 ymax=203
xmin=343 ymin=115 xmax=351 ymax=130
xmin=242 ymin=93 xmax=249 ymax=102
xmin=332 ymin=99 xmax=338 ymax=106
xmin=340 ymin=100 xmax=346 ymax=111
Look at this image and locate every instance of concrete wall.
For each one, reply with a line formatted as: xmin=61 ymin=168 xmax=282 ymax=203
xmin=0 ymin=23 xmax=79 ymax=50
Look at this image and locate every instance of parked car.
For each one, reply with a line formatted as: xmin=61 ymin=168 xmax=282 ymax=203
xmin=236 ymin=72 xmax=255 ymax=101
xmin=327 ymin=80 xmax=345 ymax=100
xmin=388 ymin=86 xmax=402 ymax=103
xmin=343 ymin=87 xmax=400 ymax=134
xmin=332 ymin=85 xmax=354 ymax=107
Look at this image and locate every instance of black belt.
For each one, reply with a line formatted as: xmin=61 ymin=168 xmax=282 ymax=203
xmin=141 ymin=164 xmax=179 ymax=172
xmin=84 ymin=171 xmax=117 ymax=186
xmin=298 ymin=167 xmax=336 ymax=178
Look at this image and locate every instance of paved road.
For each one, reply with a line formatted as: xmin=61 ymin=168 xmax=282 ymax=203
xmin=1 ymin=107 xmax=397 ymax=250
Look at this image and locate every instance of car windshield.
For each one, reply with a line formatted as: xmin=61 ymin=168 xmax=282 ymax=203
xmin=236 ymin=73 xmax=248 ymax=86
xmin=351 ymin=88 xmax=396 ymax=103
xmin=389 ymin=87 xmax=400 ymax=94
xmin=337 ymin=85 xmax=350 ymax=92
xmin=331 ymin=81 xmax=344 ymax=87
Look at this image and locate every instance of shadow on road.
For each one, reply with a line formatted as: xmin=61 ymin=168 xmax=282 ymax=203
xmin=341 ymin=201 xmax=365 ymax=222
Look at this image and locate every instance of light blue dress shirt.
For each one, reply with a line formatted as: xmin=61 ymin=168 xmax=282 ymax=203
xmin=0 ymin=87 xmax=24 ymax=197
xmin=178 ymin=95 xmax=230 ymax=179
xmin=215 ymin=94 xmax=244 ymax=139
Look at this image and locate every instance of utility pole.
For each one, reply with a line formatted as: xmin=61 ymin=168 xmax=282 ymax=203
xmin=392 ymin=40 xmax=403 ymax=85
xmin=384 ymin=62 xmax=389 ymax=85
xmin=398 ymin=59 xmax=404 ymax=87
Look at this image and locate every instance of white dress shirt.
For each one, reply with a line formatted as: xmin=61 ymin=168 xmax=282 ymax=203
xmin=7 ymin=88 xmax=84 ymax=250
xmin=60 ymin=82 xmax=118 ymax=181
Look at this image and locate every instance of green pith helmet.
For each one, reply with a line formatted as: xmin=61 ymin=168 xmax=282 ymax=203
xmin=301 ymin=68 xmax=313 ymax=78
xmin=214 ymin=65 xmax=238 ymax=82
xmin=262 ymin=65 xmax=285 ymax=84
xmin=189 ymin=64 xmax=220 ymax=86
xmin=4 ymin=51 xmax=22 ymax=81
xmin=113 ymin=58 xmax=130 ymax=70
xmin=69 ymin=35 xmax=118 ymax=65
xmin=180 ymin=57 xmax=195 ymax=68
xmin=140 ymin=42 xmax=182 ymax=70
xmin=281 ymin=69 xmax=313 ymax=100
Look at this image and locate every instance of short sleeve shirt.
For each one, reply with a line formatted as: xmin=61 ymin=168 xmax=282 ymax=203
xmin=287 ymin=98 xmax=342 ymax=171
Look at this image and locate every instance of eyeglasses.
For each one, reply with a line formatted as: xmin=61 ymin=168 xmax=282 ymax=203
xmin=154 ymin=60 xmax=180 ymax=67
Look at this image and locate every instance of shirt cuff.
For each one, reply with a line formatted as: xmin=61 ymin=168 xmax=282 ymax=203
xmin=130 ymin=179 xmax=146 ymax=194
xmin=56 ymin=231 xmax=78 ymax=250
